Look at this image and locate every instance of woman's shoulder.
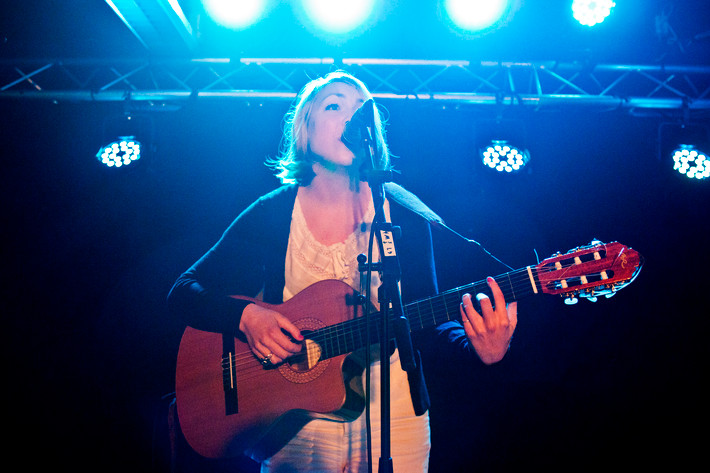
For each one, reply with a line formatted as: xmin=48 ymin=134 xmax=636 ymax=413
xmin=222 ymin=184 xmax=298 ymax=242
xmin=257 ymin=183 xmax=299 ymax=204
xmin=242 ymin=183 xmax=298 ymax=216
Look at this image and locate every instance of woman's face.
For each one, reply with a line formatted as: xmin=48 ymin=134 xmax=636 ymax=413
xmin=306 ymin=81 xmax=366 ymax=168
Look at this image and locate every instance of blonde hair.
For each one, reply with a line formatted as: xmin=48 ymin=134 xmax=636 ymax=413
xmin=270 ymin=70 xmax=390 ymax=185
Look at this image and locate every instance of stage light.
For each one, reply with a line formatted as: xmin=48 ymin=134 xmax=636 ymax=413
xmin=300 ymin=0 xmax=376 ymax=34
xmin=672 ymin=145 xmax=710 ymax=180
xmin=572 ymin=0 xmax=615 ymax=27
xmin=97 ymin=113 xmax=153 ymax=170
xmin=443 ymin=0 xmax=510 ymax=32
xmin=481 ymin=140 xmax=529 ymax=173
xmin=202 ymin=0 xmax=267 ymax=29
xmin=96 ymin=136 xmax=142 ymax=168
xmin=659 ymin=123 xmax=709 ymax=181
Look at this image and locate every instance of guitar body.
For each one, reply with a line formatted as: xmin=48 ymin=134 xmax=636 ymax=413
xmin=175 ymin=279 xmax=367 ymax=461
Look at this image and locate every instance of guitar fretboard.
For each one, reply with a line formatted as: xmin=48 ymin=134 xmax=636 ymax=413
xmin=306 ymin=267 xmax=540 ymax=360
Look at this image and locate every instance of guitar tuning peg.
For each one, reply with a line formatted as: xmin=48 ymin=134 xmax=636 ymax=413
xmin=605 ymin=292 xmax=616 ymax=299
xmin=564 ymin=297 xmax=578 ymax=305
xmin=586 ymin=296 xmax=598 ymax=302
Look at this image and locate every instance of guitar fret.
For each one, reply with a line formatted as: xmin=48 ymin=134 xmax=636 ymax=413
xmin=422 ymin=299 xmax=433 ymax=327
xmin=441 ymin=294 xmax=451 ymax=324
xmin=335 ymin=326 xmax=347 ymax=354
xmin=417 ymin=302 xmax=425 ymax=330
xmin=349 ymin=319 xmax=359 ymax=352
xmin=446 ymin=291 xmax=461 ymax=322
xmin=340 ymin=323 xmax=348 ymax=353
xmin=341 ymin=323 xmax=347 ymax=353
xmin=326 ymin=326 xmax=336 ymax=358
xmin=505 ymin=272 xmax=516 ymax=301
xmin=355 ymin=319 xmax=362 ymax=349
xmin=431 ymin=296 xmax=444 ymax=324
xmin=343 ymin=323 xmax=350 ymax=353
xmin=414 ymin=301 xmax=424 ymax=329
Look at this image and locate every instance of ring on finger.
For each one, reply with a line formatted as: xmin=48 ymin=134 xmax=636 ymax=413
xmin=260 ymin=353 xmax=274 ymax=366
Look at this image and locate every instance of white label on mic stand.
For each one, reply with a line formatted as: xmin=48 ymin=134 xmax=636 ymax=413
xmin=380 ymin=230 xmax=396 ymax=257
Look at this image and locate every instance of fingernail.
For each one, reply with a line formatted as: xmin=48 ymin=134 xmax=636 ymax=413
xmin=487 ymin=277 xmax=494 ymax=283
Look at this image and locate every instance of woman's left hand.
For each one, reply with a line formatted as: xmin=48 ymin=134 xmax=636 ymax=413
xmin=459 ymin=276 xmax=518 ymax=364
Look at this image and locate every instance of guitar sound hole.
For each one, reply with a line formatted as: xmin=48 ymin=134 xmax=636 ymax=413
xmin=277 ymin=323 xmax=329 ymax=383
xmin=286 ymin=350 xmax=311 ymax=372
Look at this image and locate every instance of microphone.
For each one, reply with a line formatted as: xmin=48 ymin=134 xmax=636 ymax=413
xmin=341 ymin=98 xmax=375 ymax=154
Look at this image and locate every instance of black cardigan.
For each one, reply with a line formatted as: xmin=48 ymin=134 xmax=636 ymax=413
xmin=168 ymin=184 xmax=484 ymax=415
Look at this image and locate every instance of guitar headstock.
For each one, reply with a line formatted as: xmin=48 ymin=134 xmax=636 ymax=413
xmin=536 ymin=240 xmax=643 ymax=304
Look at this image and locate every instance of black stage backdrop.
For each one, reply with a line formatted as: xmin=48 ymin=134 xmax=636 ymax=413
xmin=3 ymin=94 xmax=708 ymax=472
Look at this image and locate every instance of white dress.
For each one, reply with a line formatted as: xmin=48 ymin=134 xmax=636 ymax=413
xmin=261 ymin=195 xmax=430 ymax=473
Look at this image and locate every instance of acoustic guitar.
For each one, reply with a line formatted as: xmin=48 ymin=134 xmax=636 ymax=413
xmin=175 ymin=240 xmax=642 ymax=460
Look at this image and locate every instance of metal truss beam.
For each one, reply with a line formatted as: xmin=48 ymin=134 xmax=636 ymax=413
xmin=2 ymin=57 xmax=709 ymax=113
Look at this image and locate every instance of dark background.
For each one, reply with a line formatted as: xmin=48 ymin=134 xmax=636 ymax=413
xmin=3 ymin=1 xmax=709 ymax=472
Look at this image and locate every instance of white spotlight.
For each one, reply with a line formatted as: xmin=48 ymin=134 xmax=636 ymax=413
xmin=444 ymin=0 xmax=511 ymax=32
xmin=203 ymin=0 xmax=267 ymax=29
xmin=481 ymin=140 xmax=529 ymax=173
xmin=300 ymin=0 xmax=376 ymax=34
xmin=672 ymin=144 xmax=710 ymax=180
xmin=572 ymin=0 xmax=615 ymax=27
xmin=97 ymin=136 xmax=142 ymax=168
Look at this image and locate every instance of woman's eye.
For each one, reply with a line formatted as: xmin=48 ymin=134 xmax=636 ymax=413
xmin=325 ymin=103 xmax=339 ymax=110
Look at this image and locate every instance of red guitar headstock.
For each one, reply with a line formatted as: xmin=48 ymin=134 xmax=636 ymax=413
xmin=536 ymin=240 xmax=643 ymax=304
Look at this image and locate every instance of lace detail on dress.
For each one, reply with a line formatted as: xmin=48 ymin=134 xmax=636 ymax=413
xmin=283 ymin=195 xmax=383 ymax=305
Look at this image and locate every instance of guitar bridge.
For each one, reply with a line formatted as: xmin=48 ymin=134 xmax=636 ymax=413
xmin=222 ymin=333 xmax=238 ymax=415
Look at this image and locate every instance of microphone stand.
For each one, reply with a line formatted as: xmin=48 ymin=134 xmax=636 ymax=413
xmin=355 ymin=113 xmax=416 ymax=473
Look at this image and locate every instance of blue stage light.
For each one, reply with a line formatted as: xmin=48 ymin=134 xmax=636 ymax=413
xmin=672 ymin=145 xmax=710 ymax=180
xmin=202 ymin=0 xmax=267 ymax=29
xmin=443 ymin=0 xmax=510 ymax=32
xmin=481 ymin=140 xmax=529 ymax=173
xmin=97 ymin=137 xmax=142 ymax=169
xmin=299 ymin=0 xmax=376 ymax=34
xmin=572 ymin=0 xmax=615 ymax=27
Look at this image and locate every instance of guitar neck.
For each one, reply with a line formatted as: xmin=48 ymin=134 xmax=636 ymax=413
xmin=307 ymin=266 xmax=539 ymax=361
xmin=405 ymin=266 xmax=538 ymax=330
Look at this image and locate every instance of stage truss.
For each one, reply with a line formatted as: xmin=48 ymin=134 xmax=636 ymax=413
xmin=2 ymin=57 xmax=709 ymax=114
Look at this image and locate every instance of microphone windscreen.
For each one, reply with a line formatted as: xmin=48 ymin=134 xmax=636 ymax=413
xmin=342 ymin=99 xmax=375 ymax=152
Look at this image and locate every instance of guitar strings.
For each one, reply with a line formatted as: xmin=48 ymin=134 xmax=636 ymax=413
xmin=220 ymin=256 xmax=616 ymax=380
xmin=222 ymin=282 xmax=576 ymax=380
xmin=226 ymin=284 xmax=566 ymax=375
xmin=221 ymin=272 xmax=534 ymax=380
xmin=231 ymin=260 xmax=608 ymax=364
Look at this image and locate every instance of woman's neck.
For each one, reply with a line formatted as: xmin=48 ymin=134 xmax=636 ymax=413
xmin=306 ymin=162 xmax=370 ymax=204
xmin=298 ymin=163 xmax=372 ymax=245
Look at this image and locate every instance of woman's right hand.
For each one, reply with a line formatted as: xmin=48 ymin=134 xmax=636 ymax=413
xmin=239 ymin=303 xmax=304 ymax=365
